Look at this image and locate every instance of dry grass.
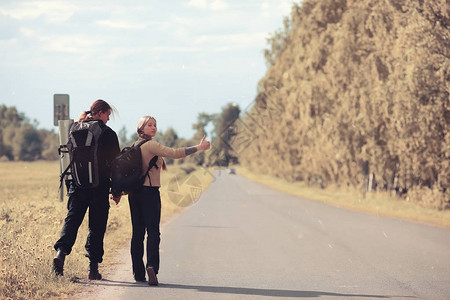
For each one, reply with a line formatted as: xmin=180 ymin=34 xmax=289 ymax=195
xmin=0 ymin=161 xmax=213 ymax=300
xmin=237 ymin=167 xmax=450 ymax=229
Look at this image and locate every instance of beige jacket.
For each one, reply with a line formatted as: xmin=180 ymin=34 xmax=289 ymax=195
xmin=138 ymin=138 xmax=186 ymax=187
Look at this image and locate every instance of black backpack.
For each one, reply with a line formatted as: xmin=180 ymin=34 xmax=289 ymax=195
xmin=60 ymin=120 xmax=105 ymax=189
xmin=111 ymin=140 xmax=159 ymax=195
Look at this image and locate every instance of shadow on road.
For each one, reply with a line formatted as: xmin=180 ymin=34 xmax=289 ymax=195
xmin=76 ymin=279 xmax=417 ymax=298
xmin=158 ymin=283 xmax=416 ymax=298
xmin=75 ymin=278 xmax=148 ymax=287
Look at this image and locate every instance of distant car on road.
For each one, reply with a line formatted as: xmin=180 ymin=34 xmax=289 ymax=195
xmin=228 ymin=168 xmax=236 ymax=174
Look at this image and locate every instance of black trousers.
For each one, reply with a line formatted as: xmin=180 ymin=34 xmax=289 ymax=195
xmin=54 ymin=183 xmax=110 ymax=263
xmin=128 ymin=186 xmax=161 ymax=279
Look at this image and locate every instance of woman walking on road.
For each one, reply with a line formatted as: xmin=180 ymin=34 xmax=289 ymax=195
xmin=53 ymin=99 xmax=122 ymax=280
xmin=125 ymin=115 xmax=210 ymax=285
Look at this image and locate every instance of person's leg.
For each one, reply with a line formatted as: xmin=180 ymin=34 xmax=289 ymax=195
xmin=143 ymin=188 xmax=161 ymax=276
xmin=85 ymin=186 xmax=109 ymax=279
xmin=128 ymin=192 xmax=147 ymax=281
xmin=53 ymin=188 xmax=89 ymax=275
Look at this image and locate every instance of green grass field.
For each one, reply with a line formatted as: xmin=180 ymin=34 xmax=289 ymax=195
xmin=0 ymin=161 xmax=213 ymax=300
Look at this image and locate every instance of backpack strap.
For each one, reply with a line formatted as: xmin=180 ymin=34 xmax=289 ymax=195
xmin=58 ymin=143 xmax=72 ymax=193
xmin=133 ymin=139 xmax=156 ymax=186
xmin=135 ymin=139 xmax=149 ymax=148
xmin=144 ymin=155 xmax=159 ymax=186
xmin=59 ymin=156 xmax=73 ymax=192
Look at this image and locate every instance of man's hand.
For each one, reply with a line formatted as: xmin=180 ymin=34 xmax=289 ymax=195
xmin=110 ymin=194 xmax=122 ymax=205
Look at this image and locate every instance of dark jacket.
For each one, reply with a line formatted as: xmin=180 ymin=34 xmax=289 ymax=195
xmin=96 ymin=120 xmax=120 ymax=186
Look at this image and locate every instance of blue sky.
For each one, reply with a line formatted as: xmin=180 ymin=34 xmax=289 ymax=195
xmin=0 ymin=0 xmax=295 ymax=139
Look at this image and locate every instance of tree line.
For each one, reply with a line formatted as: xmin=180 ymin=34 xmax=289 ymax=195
xmin=235 ymin=0 xmax=449 ymax=209
xmin=0 ymin=103 xmax=241 ymax=168
xmin=0 ymin=105 xmax=59 ymax=161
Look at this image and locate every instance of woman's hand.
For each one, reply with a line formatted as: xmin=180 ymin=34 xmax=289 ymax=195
xmin=197 ymin=135 xmax=210 ymax=151
xmin=185 ymin=135 xmax=211 ymax=155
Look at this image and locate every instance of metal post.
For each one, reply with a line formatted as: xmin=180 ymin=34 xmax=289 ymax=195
xmin=58 ymin=119 xmax=73 ymax=201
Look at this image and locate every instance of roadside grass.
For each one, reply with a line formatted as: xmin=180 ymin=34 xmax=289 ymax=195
xmin=0 ymin=161 xmax=213 ymax=300
xmin=3 ymin=160 xmax=446 ymax=299
xmin=237 ymin=167 xmax=450 ymax=229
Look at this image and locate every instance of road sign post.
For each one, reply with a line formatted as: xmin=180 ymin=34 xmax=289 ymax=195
xmin=54 ymin=94 xmax=69 ymax=126
xmin=54 ymin=94 xmax=71 ymax=201
xmin=58 ymin=119 xmax=73 ymax=201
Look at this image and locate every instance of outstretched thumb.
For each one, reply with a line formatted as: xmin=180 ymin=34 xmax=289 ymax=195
xmin=201 ymin=134 xmax=206 ymax=143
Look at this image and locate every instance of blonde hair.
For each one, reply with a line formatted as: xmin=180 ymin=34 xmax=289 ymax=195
xmin=137 ymin=115 xmax=167 ymax=170
xmin=137 ymin=115 xmax=156 ymax=139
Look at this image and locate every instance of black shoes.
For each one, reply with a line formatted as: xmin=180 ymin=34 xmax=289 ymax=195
xmin=53 ymin=251 xmax=102 ymax=280
xmin=53 ymin=249 xmax=66 ymax=276
xmin=135 ymin=277 xmax=147 ymax=283
xmin=88 ymin=261 xmax=102 ymax=280
xmin=146 ymin=266 xmax=158 ymax=286
xmin=88 ymin=270 xmax=102 ymax=280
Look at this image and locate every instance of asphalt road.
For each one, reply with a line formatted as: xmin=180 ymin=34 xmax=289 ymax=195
xmin=76 ymin=171 xmax=450 ymax=300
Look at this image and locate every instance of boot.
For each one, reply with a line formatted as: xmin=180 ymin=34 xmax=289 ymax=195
xmin=88 ymin=261 xmax=102 ymax=280
xmin=146 ymin=266 xmax=158 ymax=286
xmin=53 ymin=249 xmax=66 ymax=276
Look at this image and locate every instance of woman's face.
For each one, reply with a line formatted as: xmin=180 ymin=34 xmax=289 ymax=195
xmin=143 ymin=118 xmax=157 ymax=138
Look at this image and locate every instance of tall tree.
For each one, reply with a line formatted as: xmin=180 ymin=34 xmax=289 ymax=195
xmin=238 ymin=0 xmax=449 ymax=208
xmin=209 ymin=103 xmax=240 ymax=167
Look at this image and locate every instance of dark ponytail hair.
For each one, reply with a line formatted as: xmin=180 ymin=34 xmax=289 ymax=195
xmin=78 ymin=99 xmax=115 ymax=122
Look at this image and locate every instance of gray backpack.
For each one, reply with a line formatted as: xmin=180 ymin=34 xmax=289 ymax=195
xmin=60 ymin=121 xmax=104 ymax=189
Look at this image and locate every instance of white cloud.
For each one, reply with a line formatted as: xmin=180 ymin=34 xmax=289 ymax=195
xmin=261 ymin=2 xmax=270 ymax=11
xmin=38 ymin=34 xmax=105 ymax=54
xmin=193 ymin=32 xmax=268 ymax=49
xmin=186 ymin=0 xmax=208 ymax=10
xmin=185 ymin=0 xmax=228 ymax=11
xmin=261 ymin=0 xmax=294 ymax=18
xmin=149 ymin=46 xmax=200 ymax=53
xmin=210 ymin=0 xmax=228 ymax=10
xmin=0 ymin=0 xmax=78 ymax=23
xmin=0 ymin=0 xmax=297 ymax=138
xmin=96 ymin=19 xmax=147 ymax=30
xmin=19 ymin=27 xmax=35 ymax=37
